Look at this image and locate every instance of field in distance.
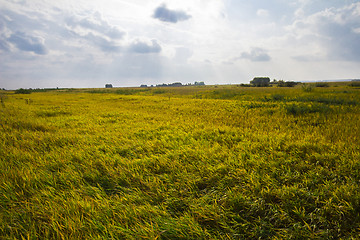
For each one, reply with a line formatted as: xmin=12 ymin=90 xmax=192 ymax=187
xmin=1 ymin=82 xmax=360 ymax=239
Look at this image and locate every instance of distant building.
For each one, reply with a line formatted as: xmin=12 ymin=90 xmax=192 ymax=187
xmin=105 ymin=84 xmax=113 ymax=88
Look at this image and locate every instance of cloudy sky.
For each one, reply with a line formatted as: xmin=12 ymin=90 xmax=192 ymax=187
xmin=1 ymin=0 xmax=360 ymax=89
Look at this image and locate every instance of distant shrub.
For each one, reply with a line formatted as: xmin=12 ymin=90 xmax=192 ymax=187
xmin=115 ymin=88 xmax=150 ymax=95
xmin=115 ymin=89 xmax=136 ymax=95
xmin=271 ymin=94 xmax=285 ymax=101
xmin=315 ymin=97 xmax=357 ymax=105
xmin=301 ymin=84 xmax=313 ymax=92
xmin=88 ymin=88 xmax=150 ymax=95
xmin=277 ymin=81 xmax=299 ymax=87
xmin=15 ymin=88 xmax=32 ymax=94
xmin=292 ymin=96 xmax=357 ymax=106
xmin=30 ymin=88 xmax=59 ymax=92
xmin=285 ymin=103 xmax=330 ymax=115
xmin=244 ymin=102 xmax=266 ymax=109
xmin=261 ymin=95 xmax=286 ymax=102
xmin=261 ymin=96 xmax=271 ymax=102
xmin=36 ymin=110 xmax=72 ymax=117
xmin=87 ymin=90 xmax=107 ymax=93
xmin=11 ymin=120 xmax=50 ymax=132
xmin=349 ymin=82 xmax=360 ymax=87
xmin=152 ymin=89 xmax=166 ymax=94
xmin=207 ymin=89 xmax=246 ymax=100
xmin=315 ymin=82 xmax=329 ymax=87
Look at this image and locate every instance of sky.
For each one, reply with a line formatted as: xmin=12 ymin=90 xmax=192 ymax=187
xmin=1 ymin=0 xmax=360 ymax=89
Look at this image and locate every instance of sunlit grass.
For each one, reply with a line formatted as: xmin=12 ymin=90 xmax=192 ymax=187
xmin=1 ymin=84 xmax=360 ymax=239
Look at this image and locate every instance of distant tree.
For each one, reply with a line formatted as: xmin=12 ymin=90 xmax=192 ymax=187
xmin=315 ymin=82 xmax=329 ymax=87
xmin=170 ymin=82 xmax=182 ymax=87
xmin=349 ymin=82 xmax=360 ymax=87
xmin=270 ymin=79 xmax=277 ymax=85
xmin=302 ymin=84 xmax=313 ymax=92
xmin=157 ymin=82 xmax=183 ymax=87
xmin=277 ymin=80 xmax=299 ymax=87
xmin=15 ymin=88 xmax=32 ymax=94
xmin=286 ymin=81 xmax=299 ymax=87
xmin=105 ymin=84 xmax=113 ymax=88
xmin=250 ymin=77 xmax=270 ymax=87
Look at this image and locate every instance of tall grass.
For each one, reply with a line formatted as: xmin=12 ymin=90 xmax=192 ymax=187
xmin=1 ymin=85 xmax=360 ymax=239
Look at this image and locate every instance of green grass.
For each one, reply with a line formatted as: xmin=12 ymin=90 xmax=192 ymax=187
xmin=1 ymin=84 xmax=360 ymax=239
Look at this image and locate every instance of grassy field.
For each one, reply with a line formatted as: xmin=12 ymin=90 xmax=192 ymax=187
xmin=1 ymin=83 xmax=360 ymax=239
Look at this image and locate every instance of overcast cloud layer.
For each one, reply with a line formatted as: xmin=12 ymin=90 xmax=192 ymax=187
xmin=0 ymin=0 xmax=360 ymax=89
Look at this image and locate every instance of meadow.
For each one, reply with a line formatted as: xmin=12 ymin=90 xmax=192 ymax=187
xmin=1 ymin=83 xmax=360 ymax=239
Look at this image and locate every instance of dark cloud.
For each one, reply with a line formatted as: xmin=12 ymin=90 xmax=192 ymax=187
xmin=129 ymin=40 xmax=161 ymax=54
xmin=8 ymin=31 xmax=48 ymax=55
xmin=153 ymin=4 xmax=191 ymax=23
xmin=239 ymin=48 xmax=271 ymax=62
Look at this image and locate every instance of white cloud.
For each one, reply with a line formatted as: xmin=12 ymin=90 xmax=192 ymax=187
xmin=353 ymin=27 xmax=360 ymax=34
xmin=288 ymin=2 xmax=360 ymax=61
xmin=174 ymin=47 xmax=193 ymax=63
xmin=256 ymin=9 xmax=269 ymax=18
xmin=128 ymin=39 xmax=162 ymax=54
xmin=65 ymin=11 xmax=125 ymax=39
